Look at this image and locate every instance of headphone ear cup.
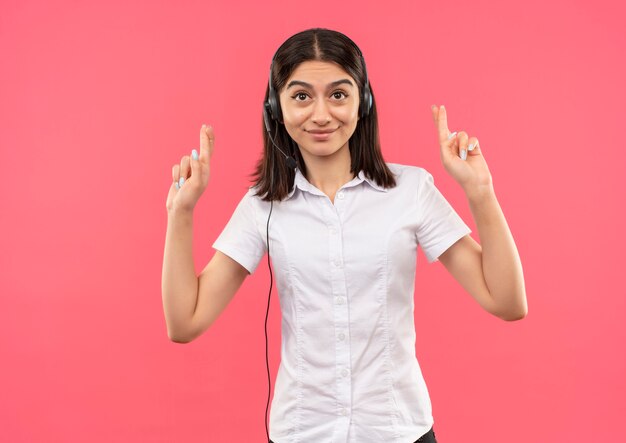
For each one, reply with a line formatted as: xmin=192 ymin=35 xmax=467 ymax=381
xmin=263 ymin=102 xmax=272 ymax=133
xmin=268 ymin=90 xmax=283 ymax=124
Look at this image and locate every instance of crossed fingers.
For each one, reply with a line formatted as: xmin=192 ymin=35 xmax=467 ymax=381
xmin=431 ymin=105 xmax=479 ymax=160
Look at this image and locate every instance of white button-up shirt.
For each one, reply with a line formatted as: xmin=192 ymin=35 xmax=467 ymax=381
xmin=212 ymin=163 xmax=471 ymax=443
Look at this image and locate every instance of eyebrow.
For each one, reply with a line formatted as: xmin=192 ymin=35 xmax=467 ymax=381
xmin=286 ymin=79 xmax=355 ymax=90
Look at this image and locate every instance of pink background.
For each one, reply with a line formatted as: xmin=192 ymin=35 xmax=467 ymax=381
xmin=1 ymin=0 xmax=624 ymax=441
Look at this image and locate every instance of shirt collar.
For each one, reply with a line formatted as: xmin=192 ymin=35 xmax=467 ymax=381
xmin=285 ymin=167 xmax=388 ymax=201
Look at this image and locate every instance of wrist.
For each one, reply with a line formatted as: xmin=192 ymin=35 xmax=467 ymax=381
xmin=465 ymin=182 xmax=496 ymax=204
xmin=167 ymin=205 xmax=194 ymax=219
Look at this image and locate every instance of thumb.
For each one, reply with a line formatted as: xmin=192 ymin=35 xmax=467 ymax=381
xmin=468 ymin=139 xmax=483 ymax=158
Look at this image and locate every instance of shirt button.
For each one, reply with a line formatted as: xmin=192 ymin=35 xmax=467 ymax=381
xmin=329 ymin=228 xmax=336 ymax=235
xmin=335 ymin=296 xmax=345 ymax=305
xmin=337 ymin=192 xmax=344 ymax=199
xmin=334 ymin=259 xmax=342 ymax=267
xmin=338 ymin=332 xmax=345 ymax=341
xmin=340 ymin=408 xmax=347 ymax=416
xmin=341 ymin=368 xmax=349 ymax=377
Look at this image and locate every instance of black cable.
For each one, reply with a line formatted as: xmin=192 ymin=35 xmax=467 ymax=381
xmin=264 ymin=196 xmax=274 ymax=443
xmin=263 ymin=115 xmax=296 ymax=443
xmin=264 ymin=138 xmax=278 ymax=443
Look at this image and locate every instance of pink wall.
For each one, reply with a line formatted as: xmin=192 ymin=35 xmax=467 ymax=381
xmin=1 ymin=0 xmax=624 ymax=441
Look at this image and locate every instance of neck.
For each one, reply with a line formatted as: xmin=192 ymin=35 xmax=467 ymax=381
xmin=300 ymin=142 xmax=355 ymax=194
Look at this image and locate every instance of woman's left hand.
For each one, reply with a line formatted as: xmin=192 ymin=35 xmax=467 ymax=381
xmin=431 ymin=105 xmax=493 ymax=196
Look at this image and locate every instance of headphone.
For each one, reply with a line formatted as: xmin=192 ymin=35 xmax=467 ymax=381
xmin=261 ymin=46 xmax=372 ymax=443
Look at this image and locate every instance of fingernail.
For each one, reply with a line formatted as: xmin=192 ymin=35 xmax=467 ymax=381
xmin=468 ymin=143 xmax=475 ymax=151
xmin=448 ymin=131 xmax=457 ymax=140
xmin=441 ymin=105 xmax=445 ymax=111
xmin=175 ymin=181 xmax=180 ymax=190
xmin=460 ymin=149 xmax=467 ymax=160
xmin=192 ymin=149 xmax=198 ymax=160
xmin=202 ymin=124 xmax=206 ymax=129
xmin=179 ymin=177 xmax=185 ymax=187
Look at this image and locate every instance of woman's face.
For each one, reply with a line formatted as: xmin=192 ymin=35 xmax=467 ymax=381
xmin=278 ymin=60 xmax=360 ymax=161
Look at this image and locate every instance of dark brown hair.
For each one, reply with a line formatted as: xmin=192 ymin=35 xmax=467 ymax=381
xmin=248 ymin=28 xmax=397 ymax=201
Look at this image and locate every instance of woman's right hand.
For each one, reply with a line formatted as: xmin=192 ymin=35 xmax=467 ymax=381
xmin=166 ymin=124 xmax=215 ymax=213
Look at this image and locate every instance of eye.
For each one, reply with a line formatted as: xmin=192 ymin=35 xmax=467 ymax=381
xmin=332 ymin=91 xmax=348 ymax=100
xmin=292 ymin=92 xmax=309 ymax=101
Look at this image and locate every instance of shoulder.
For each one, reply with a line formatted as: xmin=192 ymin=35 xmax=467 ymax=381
xmin=385 ymin=162 xmax=433 ymax=186
xmin=227 ymin=186 xmax=262 ymax=214
xmin=244 ymin=185 xmax=274 ymax=216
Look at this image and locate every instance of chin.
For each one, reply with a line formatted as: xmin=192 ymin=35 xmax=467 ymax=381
xmin=301 ymin=143 xmax=345 ymax=157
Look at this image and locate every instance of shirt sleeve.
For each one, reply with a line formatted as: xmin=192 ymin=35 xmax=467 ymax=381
xmin=415 ymin=170 xmax=472 ymax=264
xmin=211 ymin=188 xmax=267 ymax=275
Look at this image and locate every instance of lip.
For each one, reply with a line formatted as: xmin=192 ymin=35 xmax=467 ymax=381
xmin=307 ymin=128 xmax=337 ymax=141
xmin=307 ymin=128 xmax=338 ymax=134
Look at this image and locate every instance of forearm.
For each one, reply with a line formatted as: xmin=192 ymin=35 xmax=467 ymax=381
xmin=161 ymin=208 xmax=199 ymax=341
xmin=467 ymin=185 xmax=527 ymax=320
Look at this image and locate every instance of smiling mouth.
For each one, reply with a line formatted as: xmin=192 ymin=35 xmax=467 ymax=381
xmin=307 ymin=129 xmax=336 ymax=140
xmin=307 ymin=128 xmax=338 ymax=134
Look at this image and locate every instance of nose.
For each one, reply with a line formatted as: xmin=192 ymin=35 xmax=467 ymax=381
xmin=310 ymin=98 xmax=332 ymax=125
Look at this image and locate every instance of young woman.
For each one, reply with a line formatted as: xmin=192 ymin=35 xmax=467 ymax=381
xmin=162 ymin=28 xmax=527 ymax=443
